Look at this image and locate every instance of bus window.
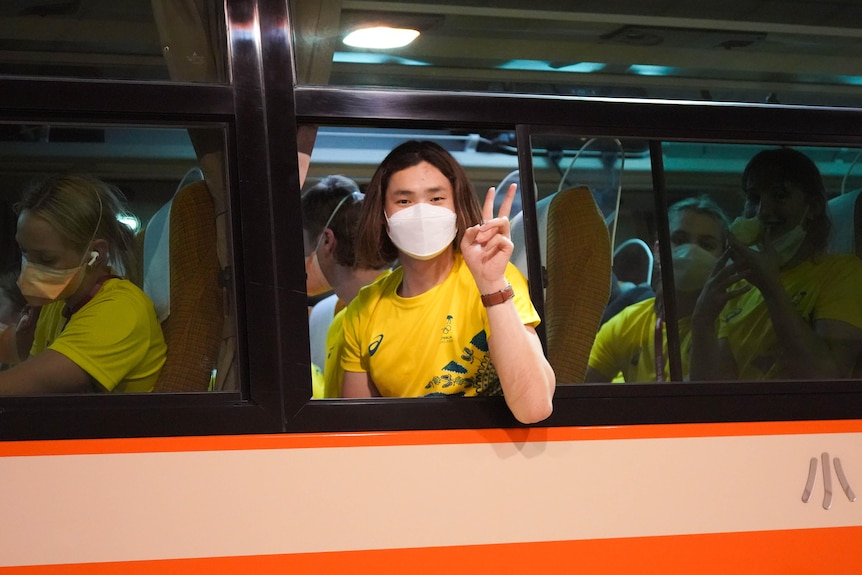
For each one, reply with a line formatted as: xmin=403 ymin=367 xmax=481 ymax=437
xmin=0 ymin=123 xmax=235 ymax=394
xmin=662 ymin=141 xmax=862 ymax=384
xmin=302 ymin=126 xmax=551 ymax=402
xmin=526 ymin=134 xmax=653 ymax=384
xmin=0 ymin=1 xmax=227 ymax=83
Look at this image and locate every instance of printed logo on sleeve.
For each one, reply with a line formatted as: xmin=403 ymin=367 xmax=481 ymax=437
xmin=368 ymin=334 xmax=383 ymax=356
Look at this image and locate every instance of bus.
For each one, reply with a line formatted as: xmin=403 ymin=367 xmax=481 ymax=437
xmin=1 ymin=1 xmax=862 ymax=572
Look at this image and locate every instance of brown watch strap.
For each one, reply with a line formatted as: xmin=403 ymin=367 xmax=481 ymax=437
xmin=481 ymin=284 xmax=514 ymax=307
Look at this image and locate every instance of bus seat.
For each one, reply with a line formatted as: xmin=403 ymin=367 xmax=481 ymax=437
xmin=544 ymin=186 xmax=612 ymax=383
xmin=510 ymin=198 xmax=548 ymax=284
xmin=827 ymin=188 xmax=862 ymax=258
xmin=612 ymin=237 xmax=654 ymax=286
xmin=826 ymin=189 xmax=862 ymax=378
xmin=511 ymin=187 xmax=612 ymax=383
xmin=143 ymin=179 xmax=223 ymax=392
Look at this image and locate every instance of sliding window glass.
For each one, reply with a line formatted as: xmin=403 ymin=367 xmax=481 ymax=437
xmin=0 ymin=123 xmax=235 ymax=395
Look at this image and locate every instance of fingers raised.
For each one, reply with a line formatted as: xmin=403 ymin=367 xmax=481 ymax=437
xmin=482 ymin=183 xmax=518 ymax=222
xmin=496 ymin=183 xmax=517 ymax=220
xmin=482 ymin=187 xmax=496 ymax=222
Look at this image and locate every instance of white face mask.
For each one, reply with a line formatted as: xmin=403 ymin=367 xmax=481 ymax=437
xmin=770 ymin=224 xmax=807 ymax=267
xmin=386 ymin=203 xmax=457 ymax=260
xmin=671 ymin=243 xmax=718 ymax=293
xmin=732 ymin=211 xmax=807 ymax=267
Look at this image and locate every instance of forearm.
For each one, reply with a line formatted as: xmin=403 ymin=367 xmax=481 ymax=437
xmin=0 ymin=351 xmax=93 ymax=394
xmin=762 ymin=289 xmax=838 ymax=378
xmin=486 ymin=300 xmax=555 ymax=424
xmin=585 ymin=366 xmax=613 ymax=383
xmin=341 ymin=370 xmax=379 ymax=397
xmin=689 ymin=317 xmax=737 ymax=381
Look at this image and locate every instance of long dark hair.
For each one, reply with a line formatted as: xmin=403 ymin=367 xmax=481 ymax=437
xmin=356 ymin=140 xmax=483 ymax=268
xmin=742 ymin=147 xmax=830 ymax=254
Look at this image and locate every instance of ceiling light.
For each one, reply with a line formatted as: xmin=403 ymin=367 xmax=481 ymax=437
xmin=343 ymin=26 xmax=419 ymax=49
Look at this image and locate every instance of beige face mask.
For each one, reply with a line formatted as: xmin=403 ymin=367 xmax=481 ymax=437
xmin=16 ymin=252 xmax=94 ymax=307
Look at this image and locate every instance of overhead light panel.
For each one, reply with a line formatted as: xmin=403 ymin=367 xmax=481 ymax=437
xmin=343 ymin=26 xmax=420 ymax=49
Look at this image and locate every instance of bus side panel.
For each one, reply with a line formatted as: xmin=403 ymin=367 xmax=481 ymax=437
xmin=1 ymin=422 xmax=860 ymax=572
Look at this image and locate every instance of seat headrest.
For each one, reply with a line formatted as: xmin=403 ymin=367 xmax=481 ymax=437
xmin=141 ymin=168 xmax=206 ymax=323
xmin=510 ymin=193 xmax=552 ymax=281
xmin=142 ymin=197 xmax=173 ymax=322
xmin=827 ymin=189 xmax=862 ymax=256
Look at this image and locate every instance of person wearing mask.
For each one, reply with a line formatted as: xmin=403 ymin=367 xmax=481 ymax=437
xmin=586 ymin=196 xmax=729 ymax=382
xmin=0 ymin=174 xmax=166 ymax=393
xmin=690 ymin=147 xmax=862 ymax=381
xmin=340 ymin=140 xmax=555 ymax=424
xmin=301 ymin=176 xmax=391 ymax=397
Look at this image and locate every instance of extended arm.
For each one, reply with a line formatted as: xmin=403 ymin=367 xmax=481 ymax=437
xmin=759 ymin=284 xmax=862 ymax=379
xmin=461 ymin=185 xmax=555 ymax=423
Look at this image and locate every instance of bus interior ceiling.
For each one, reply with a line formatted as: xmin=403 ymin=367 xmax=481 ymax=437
xmin=1 ymin=0 xmax=862 ymax=102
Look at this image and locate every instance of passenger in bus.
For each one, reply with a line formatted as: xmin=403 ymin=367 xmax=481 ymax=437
xmin=340 ymin=140 xmax=555 ymax=424
xmin=690 ymin=148 xmax=862 ymax=381
xmin=302 ymin=176 xmax=391 ymax=398
xmin=586 ymin=196 xmax=729 ymax=382
xmin=0 ymin=175 xmax=166 ymax=394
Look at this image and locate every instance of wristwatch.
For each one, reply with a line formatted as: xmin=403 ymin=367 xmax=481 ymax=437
xmin=481 ymin=284 xmax=514 ymax=307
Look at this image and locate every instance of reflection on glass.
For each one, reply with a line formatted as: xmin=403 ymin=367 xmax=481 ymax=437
xmin=588 ymin=195 xmax=729 ymax=383
xmin=0 ymin=124 xmax=232 ymax=393
xmin=583 ymin=140 xmax=862 ymax=384
xmin=0 ymin=2 xmax=226 ymax=82
xmin=689 ymin=146 xmax=862 ymax=382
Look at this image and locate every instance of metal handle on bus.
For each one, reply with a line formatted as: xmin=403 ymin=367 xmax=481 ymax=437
xmin=822 ymin=452 xmax=833 ymax=510
xmin=834 ymin=457 xmax=857 ymax=503
xmin=802 ymin=456 xmax=817 ymax=503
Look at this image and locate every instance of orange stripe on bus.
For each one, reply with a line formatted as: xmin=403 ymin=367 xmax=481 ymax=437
xmin=2 ymin=419 xmax=862 ymax=457
xmin=3 ymin=526 xmax=861 ymax=574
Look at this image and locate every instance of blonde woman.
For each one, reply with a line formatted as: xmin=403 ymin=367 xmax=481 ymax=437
xmin=1 ymin=175 xmax=166 ymax=394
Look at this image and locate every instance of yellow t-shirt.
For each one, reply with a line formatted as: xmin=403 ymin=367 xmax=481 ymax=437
xmin=311 ymin=363 xmax=325 ymax=398
xmin=718 ymin=254 xmax=862 ymax=379
xmin=31 ymin=278 xmax=167 ymax=392
xmin=588 ymin=297 xmax=692 ymax=382
xmin=341 ymin=254 xmax=539 ymax=397
xmin=322 ymin=307 xmax=347 ymax=398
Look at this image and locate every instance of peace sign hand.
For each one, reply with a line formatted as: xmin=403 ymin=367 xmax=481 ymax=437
xmin=460 ymin=183 xmax=517 ymax=294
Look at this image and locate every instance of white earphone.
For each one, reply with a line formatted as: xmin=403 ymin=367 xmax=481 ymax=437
xmin=87 ymin=251 xmax=99 ymax=266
